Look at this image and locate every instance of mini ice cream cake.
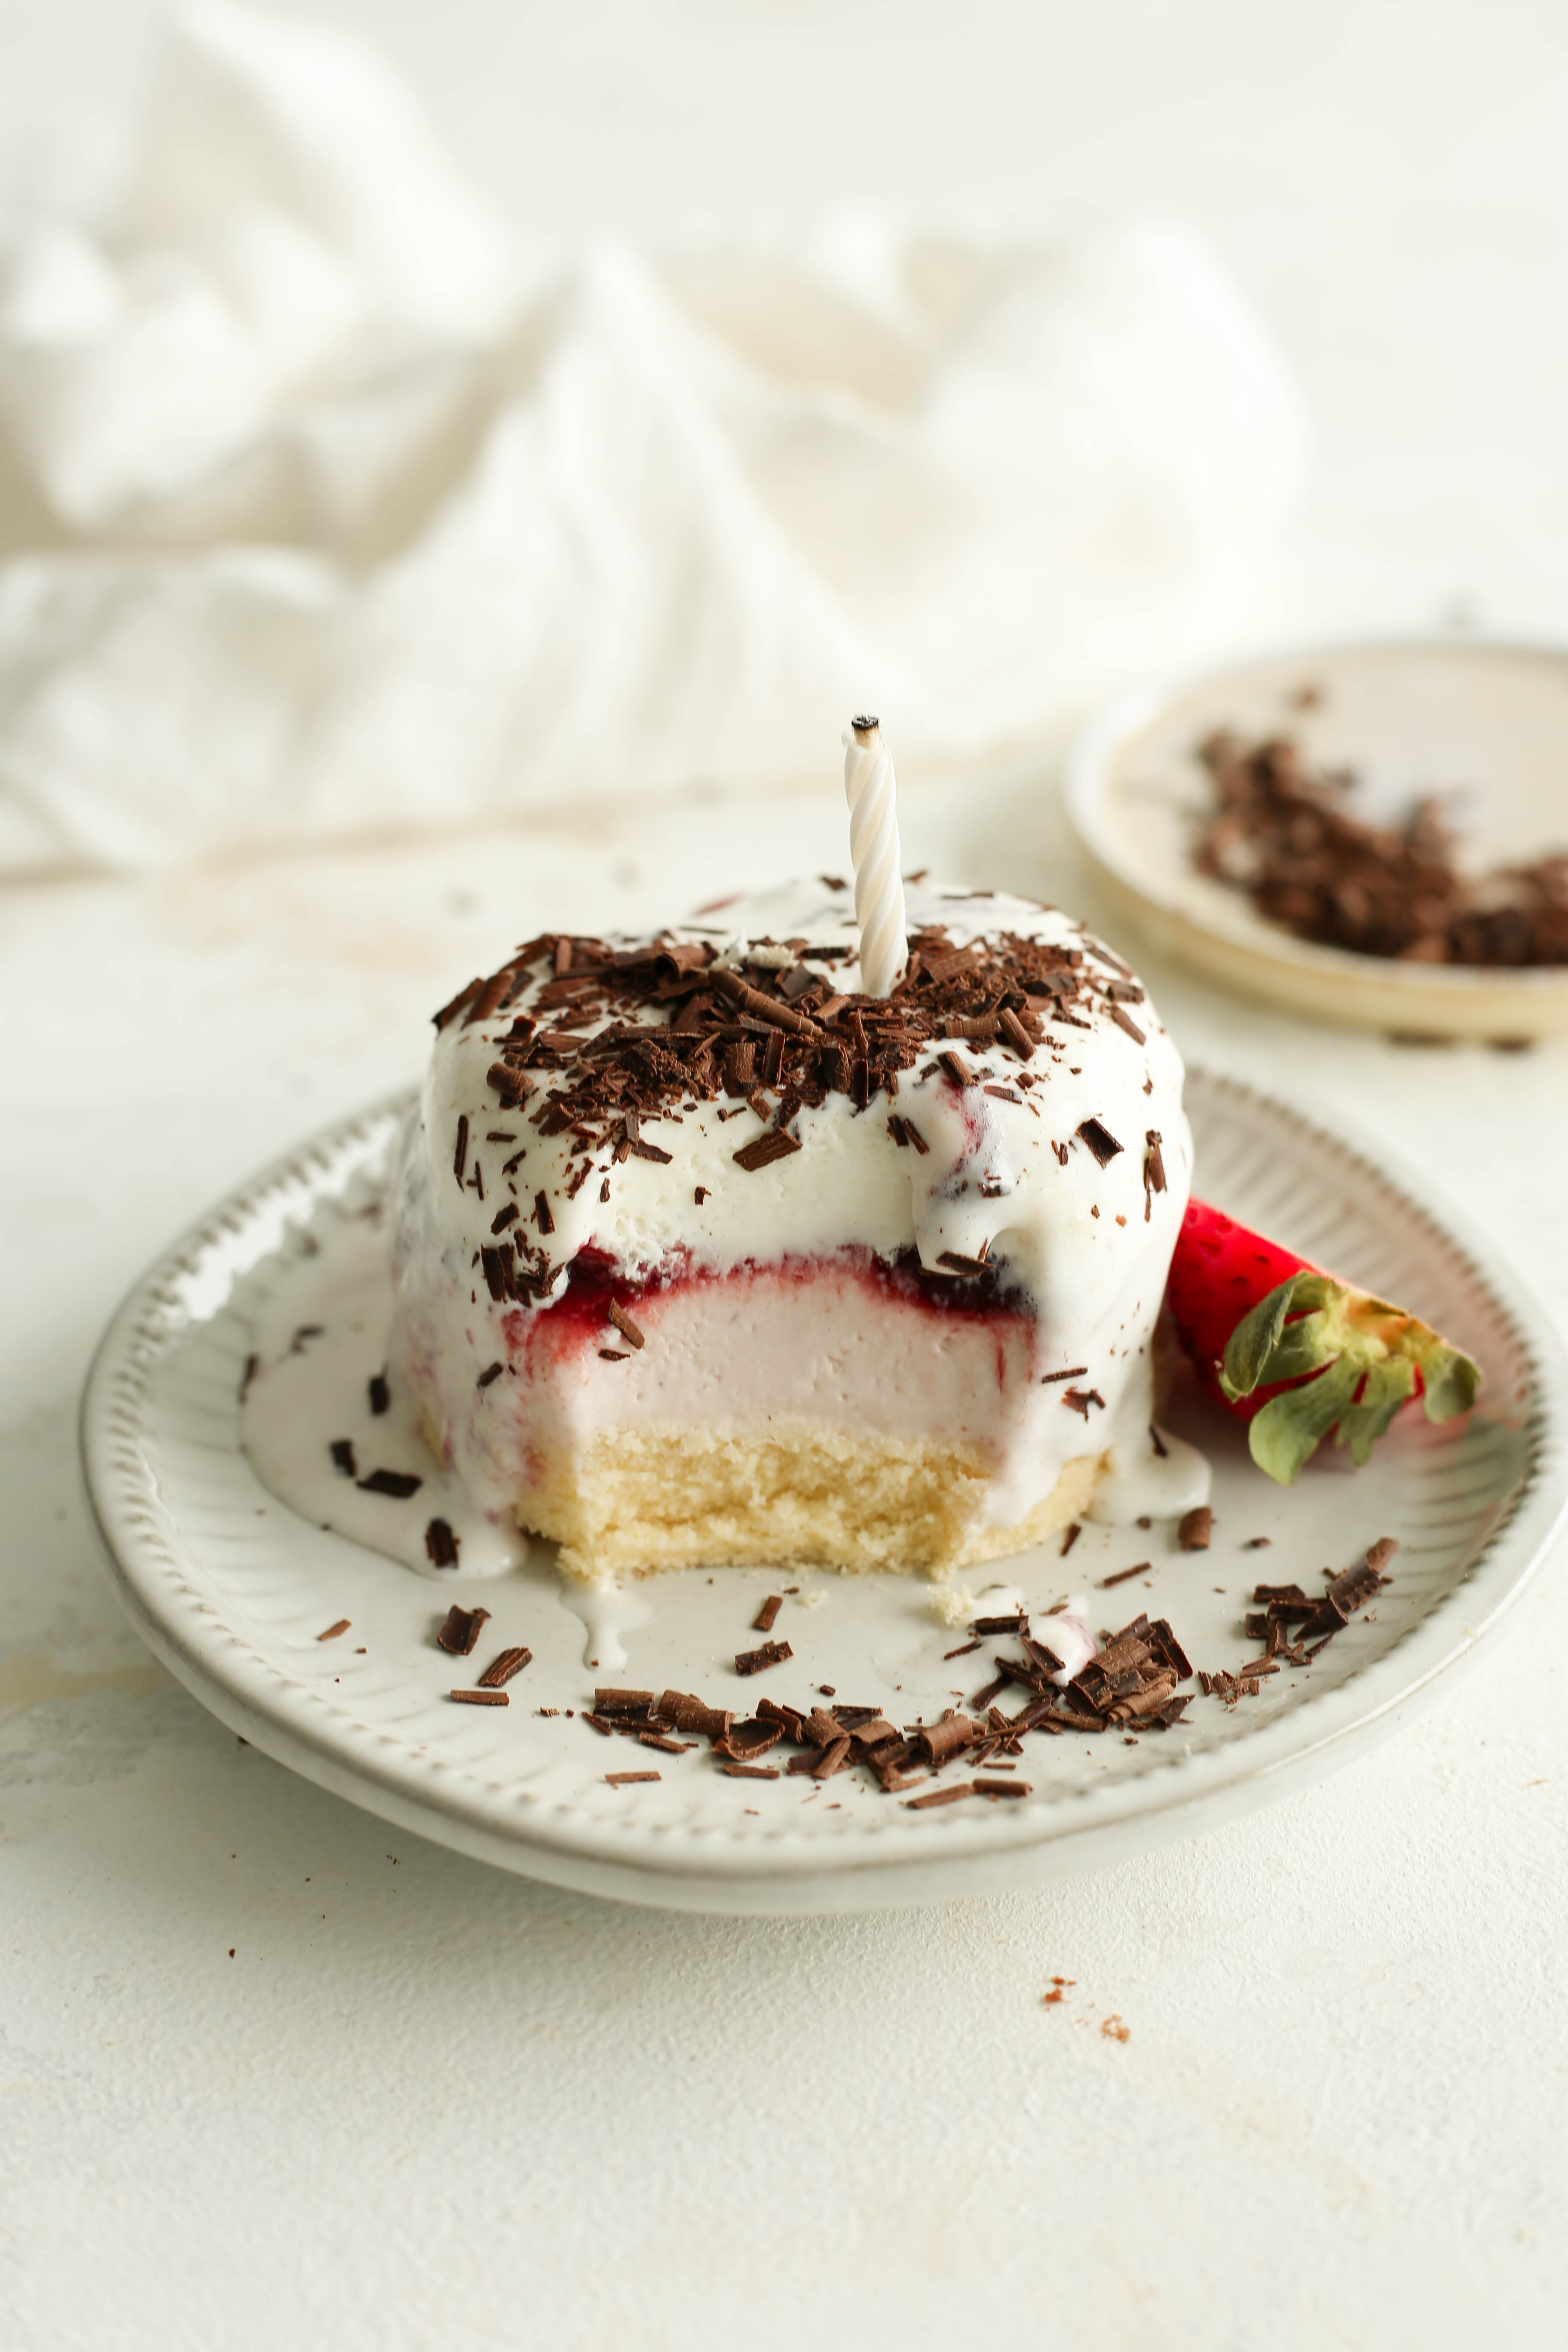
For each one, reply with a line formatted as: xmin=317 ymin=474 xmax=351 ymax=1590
xmin=388 ymin=878 xmax=1209 ymax=1582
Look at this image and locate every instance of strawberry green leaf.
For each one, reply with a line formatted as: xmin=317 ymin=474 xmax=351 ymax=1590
xmin=1247 ymin=1357 xmax=1362 ymax=1483
xmin=1256 ymin=1309 xmax=1336 ymax=1387
xmin=1336 ymin=1358 xmax=1418 ymax=1466
xmin=1419 ymin=1344 xmax=1482 ymax=1424
xmin=1219 ymin=1277 xmax=1298 ymax=1399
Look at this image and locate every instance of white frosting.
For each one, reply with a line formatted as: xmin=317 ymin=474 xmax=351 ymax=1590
xmin=389 ymin=880 xmax=1210 ymax=1547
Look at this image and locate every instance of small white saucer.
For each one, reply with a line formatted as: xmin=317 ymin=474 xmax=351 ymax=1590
xmin=80 ymin=1072 xmax=1566 ymax=1914
xmin=1066 ymin=636 xmax=1568 ymax=1038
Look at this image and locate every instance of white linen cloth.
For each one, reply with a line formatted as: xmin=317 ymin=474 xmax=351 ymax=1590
xmin=0 ymin=1 xmax=1308 ymax=876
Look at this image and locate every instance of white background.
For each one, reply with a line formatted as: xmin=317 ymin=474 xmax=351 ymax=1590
xmin=3 ymin=6 xmax=1567 ymax=2347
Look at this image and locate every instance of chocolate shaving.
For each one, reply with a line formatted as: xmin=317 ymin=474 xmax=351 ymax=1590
xmin=917 ymin=1713 xmax=977 ymax=1765
xmin=1076 ymin=1117 xmax=1123 ymax=1167
xmin=477 ymin=1361 xmax=504 ymax=1388
xmin=735 ymin=1640 xmax=793 ymax=1677
xmin=1060 ymin=1522 xmax=1082 ymax=1557
xmin=714 ymin=1718 xmax=784 ymax=1762
xmin=720 ymin=1761 xmax=781 ymax=1779
xmin=1040 ymin=1366 xmax=1090 ymax=1384
xmin=450 ymin=1688 xmax=508 ymax=1706
xmin=974 ymin=1777 xmax=1030 ymax=1799
xmin=660 ymin=1690 xmax=735 ymax=1740
xmin=436 ymin=1604 xmax=490 ymax=1656
xmin=329 ymin=1439 xmax=356 ymax=1478
xmin=1109 ymin=1004 xmax=1146 ymax=1044
xmin=423 ymin=1516 xmax=460 ymax=1570
xmin=316 ymin=1619 xmax=350 ymax=1642
xmin=903 ymin=1782 xmax=977 ymax=1809
xmin=752 ymin=1595 xmax=783 ymax=1634
xmin=433 ymin=976 xmax=482 ymax=1030
xmin=607 ymin=1300 xmax=645 ymax=1349
xmin=732 ymin=1128 xmax=802 ymax=1173
xmin=476 ymin=1646 xmax=531 ymax=1687
xmin=1101 ymin=1561 xmax=1151 ymax=1589
xmin=594 ymin=1688 xmax=655 ymax=1719
xmin=998 ymin=1008 xmax=1036 ymax=1058
xmin=356 ymin=1468 xmax=422 ymax=1498
xmin=605 ymin=1771 xmax=660 ymax=1786
xmin=453 ymin=1114 xmax=469 ymax=1187
xmin=368 ymin=1373 xmax=390 ymax=1415
xmin=1178 ymin=1506 xmax=1213 ymax=1552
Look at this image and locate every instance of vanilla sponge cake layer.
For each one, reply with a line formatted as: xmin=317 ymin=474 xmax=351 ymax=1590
xmin=521 ymin=1428 xmax=1105 ymax=1584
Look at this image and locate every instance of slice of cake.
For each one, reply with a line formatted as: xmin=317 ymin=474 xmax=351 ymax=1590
xmin=388 ymin=880 xmax=1208 ymax=1582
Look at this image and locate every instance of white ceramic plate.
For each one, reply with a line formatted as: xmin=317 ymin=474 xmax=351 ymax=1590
xmin=81 ymin=1073 xmax=1567 ymax=1914
xmin=1066 ymin=637 xmax=1568 ymax=1038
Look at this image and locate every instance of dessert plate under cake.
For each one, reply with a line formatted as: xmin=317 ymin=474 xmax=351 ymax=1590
xmin=80 ymin=1071 xmax=1566 ymax=1915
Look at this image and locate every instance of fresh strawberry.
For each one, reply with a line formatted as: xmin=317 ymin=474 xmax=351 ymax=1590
xmin=1167 ymin=1199 xmax=1481 ymax=1483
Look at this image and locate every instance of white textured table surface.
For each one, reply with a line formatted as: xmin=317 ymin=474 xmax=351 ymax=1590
xmin=6 ymin=6 xmax=1568 ymax=2349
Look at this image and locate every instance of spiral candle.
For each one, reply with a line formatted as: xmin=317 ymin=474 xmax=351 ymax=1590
xmin=843 ymin=716 xmax=908 ymax=997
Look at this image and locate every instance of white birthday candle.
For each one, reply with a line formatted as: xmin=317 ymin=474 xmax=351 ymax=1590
xmin=843 ymin=715 xmax=907 ymax=997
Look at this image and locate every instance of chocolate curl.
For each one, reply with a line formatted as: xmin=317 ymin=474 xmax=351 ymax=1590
xmin=916 ymin=1712 xmax=978 ymax=1766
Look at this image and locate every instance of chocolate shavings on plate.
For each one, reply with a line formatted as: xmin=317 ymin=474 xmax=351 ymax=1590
xmin=1194 ymin=730 xmax=1568 ymax=966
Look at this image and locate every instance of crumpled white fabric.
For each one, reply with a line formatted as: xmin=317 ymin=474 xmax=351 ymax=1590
xmin=0 ymin=1 xmax=1309 ymax=876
